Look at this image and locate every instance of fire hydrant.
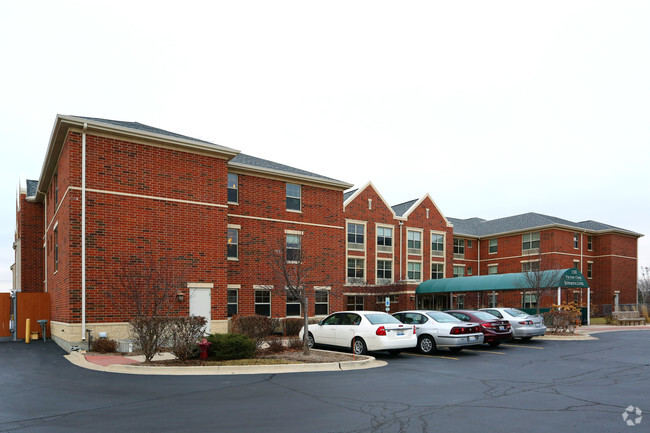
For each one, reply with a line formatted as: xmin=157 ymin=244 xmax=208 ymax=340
xmin=198 ymin=338 xmax=211 ymax=360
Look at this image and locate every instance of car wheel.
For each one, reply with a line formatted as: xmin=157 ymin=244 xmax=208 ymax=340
xmin=352 ymin=338 xmax=367 ymax=355
xmin=418 ymin=335 xmax=436 ymax=354
xmin=307 ymin=332 xmax=315 ymax=348
xmin=488 ymin=341 xmax=501 ymax=347
xmin=388 ymin=349 xmax=401 ymax=356
xmin=449 ymin=347 xmax=463 ymax=353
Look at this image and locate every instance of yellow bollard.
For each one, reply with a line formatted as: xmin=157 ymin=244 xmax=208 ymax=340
xmin=25 ymin=318 xmax=30 ymax=344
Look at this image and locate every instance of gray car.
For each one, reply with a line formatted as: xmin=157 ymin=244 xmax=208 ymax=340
xmin=479 ymin=307 xmax=546 ymax=340
xmin=393 ymin=310 xmax=484 ymax=354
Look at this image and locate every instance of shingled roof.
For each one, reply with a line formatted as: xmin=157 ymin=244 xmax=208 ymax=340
xmin=448 ymin=212 xmax=641 ymax=237
xmin=392 ymin=199 xmax=418 ymax=217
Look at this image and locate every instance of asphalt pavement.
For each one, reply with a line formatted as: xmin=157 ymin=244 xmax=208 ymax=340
xmin=1 ymin=329 xmax=649 ymax=433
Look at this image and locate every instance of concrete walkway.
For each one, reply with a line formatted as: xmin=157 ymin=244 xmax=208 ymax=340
xmin=538 ymin=323 xmax=650 ymax=340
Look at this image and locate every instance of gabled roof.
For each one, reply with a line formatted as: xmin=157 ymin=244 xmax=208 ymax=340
xmin=343 ymin=189 xmax=358 ymax=202
xmin=391 ymin=199 xmax=418 ymax=217
xmin=229 ymin=153 xmax=352 ymax=190
xmin=448 ymin=212 xmax=642 ymax=238
xmin=343 ymin=182 xmax=398 ymax=217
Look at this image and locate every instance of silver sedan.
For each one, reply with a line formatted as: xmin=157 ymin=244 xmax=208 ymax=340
xmin=479 ymin=308 xmax=546 ymax=340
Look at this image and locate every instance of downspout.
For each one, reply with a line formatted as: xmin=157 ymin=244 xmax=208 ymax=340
xmin=477 ymin=239 xmax=481 ymax=276
xmin=82 ymin=123 xmax=87 ymax=341
xmin=399 ymin=221 xmax=403 ymax=281
xmin=44 ymin=195 xmax=47 ymax=293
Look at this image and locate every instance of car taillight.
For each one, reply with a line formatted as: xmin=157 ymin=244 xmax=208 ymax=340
xmin=519 ymin=320 xmax=533 ymax=325
xmin=481 ymin=323 xmax=492 ymax=329
xmin=413 ymin=325 xmax=416 ymax=334
xmin=451 ymin=326 xmax=476 ymax=334
xmin=376 ymin=326 xmax=386 ymax=336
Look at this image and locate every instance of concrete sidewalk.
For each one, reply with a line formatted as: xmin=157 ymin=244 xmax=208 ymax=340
xmin=538 ymin=323 xmax=650 ymax=340
xmin=68 ymin=349 xmax=386 ymax=375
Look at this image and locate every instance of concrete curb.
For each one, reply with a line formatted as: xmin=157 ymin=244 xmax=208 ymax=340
xmin=536 ymin=334 xmax=599 ymax=341
xmin=65 ymin=351 xmax=386 ymax=376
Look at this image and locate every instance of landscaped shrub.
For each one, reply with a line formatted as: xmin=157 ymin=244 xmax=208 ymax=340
xmin=91 ymin=337 xmax=118 ymax=353
xmin=129 ymin=316 xmax=172 ymax=362
xmin=230 ymin=315 xmax=276 ymax=348
xmin=207 ymin=333 xmax=255 ymax=361
xmin=287 ymin=337 xmax=303 ymax=350
xmin=265 ymin=336 xmax=286 ymax=353
xmin=168 ymin=316 xmax=207 ymax=361
xmin=543 ymin=302 xmax=581 ymax=333
xmin=283 ymin=318 xmax=304 ymax=336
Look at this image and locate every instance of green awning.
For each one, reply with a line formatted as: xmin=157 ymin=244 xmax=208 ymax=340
xmin=416 ymin=268 xmax=589 ymax=294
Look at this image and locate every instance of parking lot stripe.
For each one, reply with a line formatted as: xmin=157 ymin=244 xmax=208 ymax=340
xmin=405 ymin=353 xmax=460 ymax=360
xmin=462 ymin=349 xmax=506 ymax=355
xmin=501 ymin=344 xmax=544 ymax=350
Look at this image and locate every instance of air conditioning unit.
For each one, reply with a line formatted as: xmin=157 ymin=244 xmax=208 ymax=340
xmin=117 ymin=339 xmax=134 ymax=353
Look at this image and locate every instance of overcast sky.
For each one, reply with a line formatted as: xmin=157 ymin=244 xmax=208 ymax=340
xmin=1 ymin=1 xmax=648 ymax=292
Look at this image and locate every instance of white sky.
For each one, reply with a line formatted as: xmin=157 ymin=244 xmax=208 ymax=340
xmin=1 ymin=1 xmax=649 ymax=292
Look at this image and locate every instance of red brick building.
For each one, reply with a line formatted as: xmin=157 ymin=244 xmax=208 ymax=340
xmin=13 ymin=115 xmax=642 ymax=348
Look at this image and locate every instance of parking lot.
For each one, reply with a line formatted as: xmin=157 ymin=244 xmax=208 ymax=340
xmin=1 ymin=331 xmax=648 ymax=433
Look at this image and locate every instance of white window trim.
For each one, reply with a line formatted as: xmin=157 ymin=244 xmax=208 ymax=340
xmin=376 ymin=223 xmax=395 ymax=254
xmin=376 ymin=258 xmax=394 ymax=285
xmin=430 ymin=230 xmax=445 ymax=257
xmin=346 ymin=255 xmax=366 ymax=285
xmin=430 ymin=261 xmax=445 ymax=279
xmin=406 ymin=227 xmax=424 ymax=256
xmin=407 ymin=260 xmax=423 ymax=282
xmin=346 ymin=219 xmax=367 ymax=251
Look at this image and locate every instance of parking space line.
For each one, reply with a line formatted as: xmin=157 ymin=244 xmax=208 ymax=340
xmin=462 ymin=349 xmax=506 ymax=355
xmin=501 ymin=344 xmax=544 ymax=350
xmin=404 ymin=353 xmax=460 ymax=360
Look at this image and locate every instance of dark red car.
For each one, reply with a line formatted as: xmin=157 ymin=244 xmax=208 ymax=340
xmin=445 ymin=310 xmax=513 ymax=347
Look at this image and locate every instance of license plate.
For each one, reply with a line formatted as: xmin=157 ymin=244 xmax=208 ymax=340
xmin=498 ymin=326 xmax=504 ymax=331
xmin=468 ymin=336 xmax=478 ymax=342
xmin=397 ymin=331 xmax=404 ymax=336
xmin=535 ymin=323 xmax=541 ymax=328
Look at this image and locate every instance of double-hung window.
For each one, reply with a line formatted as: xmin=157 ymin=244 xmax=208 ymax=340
xmin=286 ymin=234 xmax=301 ymax=262
xmin=227 ymin=173 xmax=238 ymax=203
xmin=347 ymin=222 xmax=365 ymax=250
xmin=254 ymin=289 xmax=271 ymax=316
xmin=377 ymin=226 xmax=393 ymax=252
xmin=227 ymin=228 xmax=239 ymax=259
xmin=314 ymin=289 xmax=329 ymax=315
xmin=407 ymin=262 xmax=422 ymax=281
xmin=522 ymin=232 xmax=540 ymax=252
xmin=453 ymin=238 xmax=465 ymax=258
xmin=227 ymin=289 xmax=238 ymax=317
xmin=286 ymin=290 xmax=301 ymax=317
xmin=407 ymin=230 xmax=422 ymax=255
xmin=377 ymin=260 xmax=392 ymax=284
xmin=453 ymin=265 xmax=464 ymax=278
xmin=286 ymin=183 xmax=301 ymax=211
xmin=431 ymin=233 xmax=444 ymax=257
xmin=489 ymin=239 xmax=498 ymax=254
xmin=431 ymin=263 xmax=444 ymax=279
xmin=347 ymin=258 xmax=364 ymax=284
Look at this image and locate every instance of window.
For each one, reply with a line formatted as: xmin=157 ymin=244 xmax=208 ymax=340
xmin=467 ymin=267 xmax=473 ymax=276
xmin=377 ymin=260 xmax=392 ymax=284
xmin=489 ymin=239 xmax=498 ymax=254
xmin=522 ymin=232 xmax=540 ymax=251
xmin=347 ymin=296 xmax=364 ymax=311
xmin=574 ymin=233 xmax=580 ymax=249
xmin=488 ymin=265 xmax=498 ymax=275
xmin=467 ymin=240 xmax=473 ymax=248
xmin=286 ymin=183 xmax=301 ymax=211
xmin=407 ymin=230 xmax=422 ymax=254
xmin=407 ymin=262 xmax=421 ymax=281
xmin=522 ymin=261 xmax=540 ymax=272
xmin=227 ymin=173 xmax=238 ymax=203
xmin=54 ymin=226 xmax=59 ymax=272
xmin=587 ymin=262 xmax=593 ymax=279
xmin=488 ymin=292 xmax=498 ymax=308
xmin=286 ymin=234 xmax=301 ymax=262
xmin=227 ymin=228 xmax=239 ymax=259
xmin=254 ymin=290 xmax=271 ymax=316
xmin=431 ymin=263 xmax=444 ymax=279
xmin=574 ymin=260 xmax=580 ymax=269
xmin=573 ymin=291 xmax=580 ymax=303
xmin=456 ymin=294 xmax=465 ymax=309
xmin=587 ymin=236 xmax=593 ymax=251
xmin=453 ymin=266 xmax=464 ymax=278
xmin=431 ymin=233 xmax=444 ymax=257
xmin=227 ymin=289 xmax=238 ymax=317
xmin=522 ymin=293 xmax=538 ymax=309
xmin=315 ymin=289 xmax=329 ymax=315
xmin=347 ymin=258 xmax=364 ymax=283
xmin=286 ymin=290 xmax=301 ymax=316
xmin=347 ymin=222 xmax=365 ymax=250
xmin=377 ymin=226 xmax=393 ymax=252
xmin=453 ymin=238 xmax=465 ymax=258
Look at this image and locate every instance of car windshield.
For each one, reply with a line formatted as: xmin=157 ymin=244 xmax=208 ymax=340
xmin=426 ymin=311 xmax=461 ymax=323
xmin=473 ymin=311 xmax=502 ymax=321
xmin=504 ymin=308 xmax=528 ymax=317
xmin=365 ymin=313 xmax=402 ymax=325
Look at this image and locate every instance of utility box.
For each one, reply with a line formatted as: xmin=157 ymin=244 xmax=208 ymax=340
xmin=117 ymin=339 xmax=134 ymax=353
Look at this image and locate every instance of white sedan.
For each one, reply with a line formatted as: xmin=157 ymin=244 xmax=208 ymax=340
xmin=299 ymin=311 xmax=417 ymax=355
xmin=392 ymin=310 xmax=484 ymax=354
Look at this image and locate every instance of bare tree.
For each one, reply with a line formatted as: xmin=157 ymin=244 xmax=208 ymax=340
xmin=516 ymin=250 xmax=562 ymax=315
xmin=264 ymin=236 xmax=317 ymax=355
xmin=639 ymin=266 xmax=650 ymax=305
xmin=107 ymin=254 xmax=187 ymax=361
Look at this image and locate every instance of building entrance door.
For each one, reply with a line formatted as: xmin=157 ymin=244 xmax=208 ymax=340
xmin=189 ymin=287 xmax=211 ymax=334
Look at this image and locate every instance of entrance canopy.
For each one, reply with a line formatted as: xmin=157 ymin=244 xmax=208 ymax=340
xmin=416 ymin=268 xmax=589 ymax=294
